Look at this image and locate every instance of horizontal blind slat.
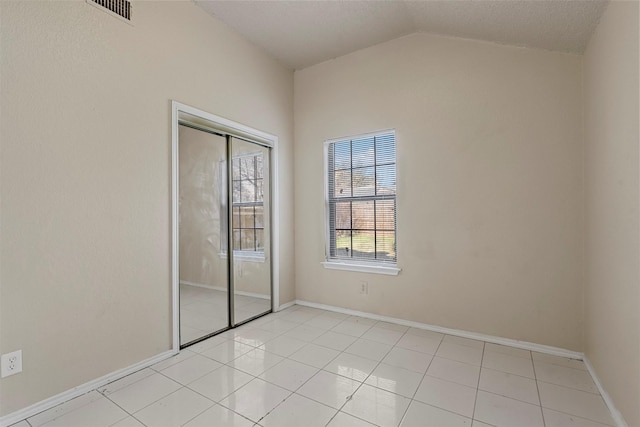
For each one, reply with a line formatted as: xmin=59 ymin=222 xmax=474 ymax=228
xmin=327 ymin=131 xmax=396 ymax=263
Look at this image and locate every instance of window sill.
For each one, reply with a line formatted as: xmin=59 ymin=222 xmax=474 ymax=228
xmin=219 ymin=251 xmax=266 ymax=263
xmin=321 ymin=261 xmax=401 ymax=276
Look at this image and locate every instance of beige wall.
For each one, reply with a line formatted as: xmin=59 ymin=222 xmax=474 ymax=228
xmin=294 ymin=33 xmax=584 ymax=350
xmin=584 ymin=1 xmax=640 ymax=425
xmin=178 ymin=126 xmax=227 ymax=289
xmin=0 ymin=0 xmax=293 ymax=416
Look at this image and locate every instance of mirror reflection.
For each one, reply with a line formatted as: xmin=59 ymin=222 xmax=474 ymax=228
xmin=178 ymin=124 xmax=272 ymax=347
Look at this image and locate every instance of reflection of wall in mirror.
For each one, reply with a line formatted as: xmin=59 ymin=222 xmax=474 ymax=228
xmin=179 ymin=126 xmax=271 ymax=298
xmin=178 ymin=125 xmax=227 ymax=291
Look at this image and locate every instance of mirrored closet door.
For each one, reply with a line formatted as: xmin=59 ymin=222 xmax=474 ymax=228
xmin=178 ymin=123 xmax=272 ymax=347
xmin=229 ymin=137 xmax=272 ymax=325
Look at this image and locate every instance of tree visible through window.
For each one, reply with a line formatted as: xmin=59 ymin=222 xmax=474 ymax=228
xmin=231 ymin=153 xmax=264 ymax=252
xmin=326 ymin=131 xmax=397 ymax=263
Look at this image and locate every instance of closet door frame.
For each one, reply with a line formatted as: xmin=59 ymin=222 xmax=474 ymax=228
xmin=171 ymin=101 xmax=280 ymax=353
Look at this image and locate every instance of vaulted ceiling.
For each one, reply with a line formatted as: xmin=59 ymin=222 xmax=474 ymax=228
xmin=196 ymin=0 xmax=609 ymax=70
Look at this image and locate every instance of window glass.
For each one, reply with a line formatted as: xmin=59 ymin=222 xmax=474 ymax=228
xmin=229 ymin=153 xmax=265 ymax=253
xmin=326 ymin=132 xmax=397 ymax=264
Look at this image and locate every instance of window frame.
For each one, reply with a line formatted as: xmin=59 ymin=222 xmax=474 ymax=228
xmin=220 ymin=151 xmax=266 ymax=263
xmin=323 ymin=129 xmax=401 ymax=276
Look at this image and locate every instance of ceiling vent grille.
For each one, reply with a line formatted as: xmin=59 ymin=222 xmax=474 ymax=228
xmin=89 ymin=0 xmax=131 ymax=21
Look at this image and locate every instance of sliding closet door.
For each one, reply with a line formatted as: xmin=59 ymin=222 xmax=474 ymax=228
xmin=229 ymin=137 xmax=272 ymax=325
xmin=178 ymin=125 xmax=229 ymax=345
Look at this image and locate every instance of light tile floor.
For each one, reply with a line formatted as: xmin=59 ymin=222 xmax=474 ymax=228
xmin=16 ymin=305 xmax=615 ymax=427
xmin=180 ymin=284 xmax=271 ymax=345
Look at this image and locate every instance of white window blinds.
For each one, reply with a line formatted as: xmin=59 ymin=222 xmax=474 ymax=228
xmin=326 ymin=131 xmax=397 ymax=264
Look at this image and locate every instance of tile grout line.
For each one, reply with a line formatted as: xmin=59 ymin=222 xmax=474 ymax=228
xmin=221 ymin=309 xmax=345 ymax=426
xmin=117 ymin=340 xmax=265 ymax=425
xmin=103 ymin=378 xmax=183 ymax=422
xmin=531 ymin=350 xmax=547 ymax=427
xmin=539 ymin=407 xmax=617 ymax=427
xmin=322 ymin=322 xmax=406 ymax=426
xmin=479 ymin=364 xmax=536 ymax=381
xmin=533 ymin=386 xmax=618 ymax=427
xmin=252 ymin=310 xmax=365 ymax=425
xmin=470 ymin=341 xmax=486 ymax=424
xmin=189 ymin=367 xmax=266 ymax=426
xmin=288 ymin=317 xmax=377 ymax=426
xmin=253 ymin=391 xmax=292 ymax=426
xmin=397 ymin=329 xmax=446 ymax=426
xmin=263 ymin=317 xmax=377 ymax=426
xmin=185 ymin=383 xmax=257 ymax=427
xmin=474 ymin=382 xmax=553 ymax=408
xmin=101 ymin=390 xmax=150 ymax=427
xmin=285 ymin=315 xmax=377 ymax=426
xmin=535 ymin=379 xmax=603 ymax=395
xmin=532 ymin=357 xmax=593 ymax=373
xmin=213 ymin=347 xmax=287 ymax=426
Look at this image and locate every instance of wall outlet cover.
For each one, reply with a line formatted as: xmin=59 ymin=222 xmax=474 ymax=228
xmin=1 ymin=350 xmax=23 ymax=378
xmin=359 ymin=281 xmax=369 ymax=294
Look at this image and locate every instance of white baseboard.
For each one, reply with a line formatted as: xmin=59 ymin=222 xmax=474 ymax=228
xmin=277 ymin=300 xmax=296 ymax=311
xmin=3 ymin=300 xmax=624 ymax=427
xmin=180 ymin=280 xmax=270 ymax=300
xmin=295 ymin=299 xmax=583 ymax=360
xmin=583 ymin=356 xmax=627 ymax=427
xmin=0 ymin=350 xmax=176 ymax=427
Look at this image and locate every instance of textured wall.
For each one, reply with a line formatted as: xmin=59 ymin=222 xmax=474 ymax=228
xmin=584 ymin=2 xmax=640 ymax=425
xmin=0 ymin=1 xmax=293 ymax=416
xmin=294 ymin=33 xmax=584 ymax=350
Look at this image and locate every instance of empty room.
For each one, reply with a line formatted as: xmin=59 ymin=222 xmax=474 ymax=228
xmin=0 ymin=0 xmax=638 ymax=426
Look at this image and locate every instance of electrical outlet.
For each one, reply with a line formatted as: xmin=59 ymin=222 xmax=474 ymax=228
xmin=1 ymin=350 xmax=23 ymax=378
xmin=359 ymin=281 xmax=368 ymax=295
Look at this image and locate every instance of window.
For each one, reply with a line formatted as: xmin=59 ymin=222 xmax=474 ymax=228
xmin=221 ymin=152 xmax=265 ymax=260
xmin=325 ymin=130 xmax=398 ymax=272
xmin=232 ymin=153 xmax=264 ymax=252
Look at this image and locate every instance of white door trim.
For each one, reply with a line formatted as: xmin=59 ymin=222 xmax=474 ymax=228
xmin=171 ymin=101 xmax=280 ymax=352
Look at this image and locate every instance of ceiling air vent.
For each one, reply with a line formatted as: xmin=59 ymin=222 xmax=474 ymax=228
xmin=88 ymin=0 xmax=132 ymax=22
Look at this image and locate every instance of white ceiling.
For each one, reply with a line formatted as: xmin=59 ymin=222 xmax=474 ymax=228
xmin=195 ymin=0 xmax=609 ymax=70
